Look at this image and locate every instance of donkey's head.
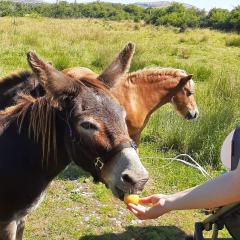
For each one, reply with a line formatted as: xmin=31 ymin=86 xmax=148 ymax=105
xmin=171 ymin=74 xmax=199 ymax=120
xmin=27 ymin=52 xmax=148 ymax=200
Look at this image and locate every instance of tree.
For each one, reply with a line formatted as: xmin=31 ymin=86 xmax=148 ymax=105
xmin=204 ymin=8 xmax=231 ymax=30
xmin=229 ymin=6 xmax=240 ymax=33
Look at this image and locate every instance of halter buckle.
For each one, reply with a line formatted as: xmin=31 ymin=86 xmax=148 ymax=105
xmin=95 ymin=157 xmax=104 ymax=170
xmin=130 ymin=140 xmax=138 ymax=150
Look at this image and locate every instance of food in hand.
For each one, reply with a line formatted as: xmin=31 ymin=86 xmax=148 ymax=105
xmin=124 ymin=194 xmax=139 ymax=205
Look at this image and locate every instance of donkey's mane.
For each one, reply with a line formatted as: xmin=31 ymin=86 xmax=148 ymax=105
xmin=0 ymin=71 xmax=33 ymax=87
xmin=0 ymin=94 xmax=58 ymax=164
xmin=128 ymin=67 xmax=188 ymax=84
xmin=0 ymin=76 xmax=113 ymax=164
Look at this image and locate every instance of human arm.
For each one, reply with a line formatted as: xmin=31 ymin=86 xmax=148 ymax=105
xmin=128 ymin=163 xmax=240 ymax=220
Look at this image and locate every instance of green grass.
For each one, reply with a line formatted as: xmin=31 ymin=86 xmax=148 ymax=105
xmin=24 ymin=148 xmax=231 ymax=239
xmin=0 ymin=17 xmax=239 ymax=239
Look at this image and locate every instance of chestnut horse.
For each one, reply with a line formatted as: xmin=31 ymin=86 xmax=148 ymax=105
xmin=64 ymin=43 xmax=199 ymax=144
xmin=0 ymin=52 xmax=148 ymax=240
xmin=0 ymin=43 xmax=198 ymax=145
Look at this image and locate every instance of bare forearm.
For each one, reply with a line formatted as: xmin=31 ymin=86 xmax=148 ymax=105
xmin=164 ymin=171 xmax=240 ymax=211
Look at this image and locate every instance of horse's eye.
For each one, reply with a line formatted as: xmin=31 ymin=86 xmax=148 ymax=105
xmin=80 ymin=121 xmax=98 ymax=131
xmin=186 ymin=90 xmax=193 ymax=97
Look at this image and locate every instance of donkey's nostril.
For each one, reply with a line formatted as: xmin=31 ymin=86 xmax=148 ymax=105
xmin=121 ymin=173 xmax=136 ymax=185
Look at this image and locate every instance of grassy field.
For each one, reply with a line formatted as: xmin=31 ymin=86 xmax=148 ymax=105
xmin=1 ymin=17 xmax=240 ymax=239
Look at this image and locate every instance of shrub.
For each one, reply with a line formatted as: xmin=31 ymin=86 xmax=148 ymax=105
xmin=226 ymin=36 xmax=240 ymax=47
xmin=188 ymin=65 xmax=213 ymax=82
xmin=54 ymin=54 xmax=71 ymax=70
xmin=200 ymin=35 xmax=209 ymax=42
xmin=179 ymin=47 xmax=191 ymax=59
xmin=134 ymin=24 xmax=140 ymax=31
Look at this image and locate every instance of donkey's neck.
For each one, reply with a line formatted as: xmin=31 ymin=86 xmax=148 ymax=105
xmin=0 ymin=97 xmax=70 ymax=179
xmin=0 ymin=108 xmax=70 ymax=221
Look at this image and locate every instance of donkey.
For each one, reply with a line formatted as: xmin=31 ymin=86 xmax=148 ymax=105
xmin=0 ymin=52 xmax=148 ymax=240
xmin=0 ymin=42 xmax=198 ymax=145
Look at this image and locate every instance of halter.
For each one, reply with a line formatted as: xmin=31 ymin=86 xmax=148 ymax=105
xmin=64 ymin=114 xmax=138 ymax=179
xmin=94 ymin=140 xmax=137 ymax=170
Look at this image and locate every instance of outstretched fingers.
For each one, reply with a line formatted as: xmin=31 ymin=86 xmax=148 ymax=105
xmin=127 ymin=203 xmax=147 ymax=219
xmin=127 ymin=203 xmax=163 ymax=220
xmin=139 ymin=194 xmax=167 ymax=205
xmin=139 ymin=196 xmax=155 ymax=205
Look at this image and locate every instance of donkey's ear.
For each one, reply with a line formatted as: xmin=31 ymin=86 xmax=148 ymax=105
xmin=27 ymin=51 xmax=51 ymax=88
xmin=98 ymin=42 xmax=135 ymax=88
xmin=179 ymin=74 xmax=193 ymax=87
xmin=27 ymin=51 xmax=77 ymax=97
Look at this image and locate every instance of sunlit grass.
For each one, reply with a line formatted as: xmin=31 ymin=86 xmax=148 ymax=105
xmin=0 ymin=17 xmax=239 ymax=239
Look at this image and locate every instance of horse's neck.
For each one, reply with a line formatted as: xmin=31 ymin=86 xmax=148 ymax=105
xmin=112 ymin=72 xmax=174 ymax=133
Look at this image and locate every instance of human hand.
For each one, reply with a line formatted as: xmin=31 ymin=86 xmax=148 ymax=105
xmin=127 ymin=194 xmax=171 ymax=220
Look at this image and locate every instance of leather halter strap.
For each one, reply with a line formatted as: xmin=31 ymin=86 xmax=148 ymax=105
xmin=94 ymin=140 xmax=137 ymax=171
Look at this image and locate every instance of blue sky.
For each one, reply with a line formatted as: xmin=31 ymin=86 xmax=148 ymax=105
xmin=54 ymin=0 xmax=239 ymax=11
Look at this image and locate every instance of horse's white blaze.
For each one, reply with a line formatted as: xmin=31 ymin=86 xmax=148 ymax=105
xmin=189 ymin=79 xmax=195 ymax=90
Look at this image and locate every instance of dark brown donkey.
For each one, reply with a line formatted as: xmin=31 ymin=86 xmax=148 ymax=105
xmin=0 ymin=52 xmax=148 ymax=240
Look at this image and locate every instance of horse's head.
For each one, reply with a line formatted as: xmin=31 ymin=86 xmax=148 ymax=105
xmin=27 ymin=51 xmax=148 ymax=200
xmin=171 ymin=74 xmax=199 ymax=120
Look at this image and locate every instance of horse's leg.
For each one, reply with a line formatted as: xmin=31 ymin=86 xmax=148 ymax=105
xmin=0 ymin=220 xmax=17 ymax=240
xmin=16 ymin=219 xmax=25 ymax=240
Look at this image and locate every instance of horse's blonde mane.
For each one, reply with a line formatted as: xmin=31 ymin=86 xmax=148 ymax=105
xmin=127 ymin=67 xmax=188 ymax=84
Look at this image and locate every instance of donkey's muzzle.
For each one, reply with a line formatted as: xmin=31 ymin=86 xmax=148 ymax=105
xmin=102 ymin=146 xmax=149 ymax=200
xmin=120 ymin=170 xmax=149 ymax=194
xmin=121 ymin=173 xmax=149 ymax=190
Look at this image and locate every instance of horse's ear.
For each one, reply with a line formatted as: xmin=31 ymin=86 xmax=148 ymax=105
xmin=97 ymin=42 xmax=135 ymax=88
xmin=179 ymin=74 xmax=193 ymax=87
xmin=27 ymin=51 xmax=77 ymax=97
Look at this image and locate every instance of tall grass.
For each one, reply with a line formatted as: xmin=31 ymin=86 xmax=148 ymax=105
xmin=0 ymin=17 xmax=240 ymax=168
xmin=142 ymin=70 xmax=240 ymax=167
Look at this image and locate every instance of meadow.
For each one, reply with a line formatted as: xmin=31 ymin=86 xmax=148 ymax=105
xmin=1 ymin=17 xmax=240 ymax=239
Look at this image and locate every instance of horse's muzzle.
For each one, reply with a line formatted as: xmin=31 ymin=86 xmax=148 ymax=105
xmin=186 ymin=110 xmax=199 ymax=120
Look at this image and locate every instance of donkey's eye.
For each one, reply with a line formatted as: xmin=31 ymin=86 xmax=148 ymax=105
xmin=80 ymin=121 xmax=98 ymax=131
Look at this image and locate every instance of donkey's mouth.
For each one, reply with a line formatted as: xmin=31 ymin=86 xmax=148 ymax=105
xmin=115 ymin=187 xmax=125 ymax=200
xmin=115 ymin=187 xmax=140 ymax=201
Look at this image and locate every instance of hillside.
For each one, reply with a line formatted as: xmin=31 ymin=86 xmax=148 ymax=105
xmin=135 ymin=1 xmax=196 ymax=9
xmin=9 ymin=0 xmax=43 ymax=3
